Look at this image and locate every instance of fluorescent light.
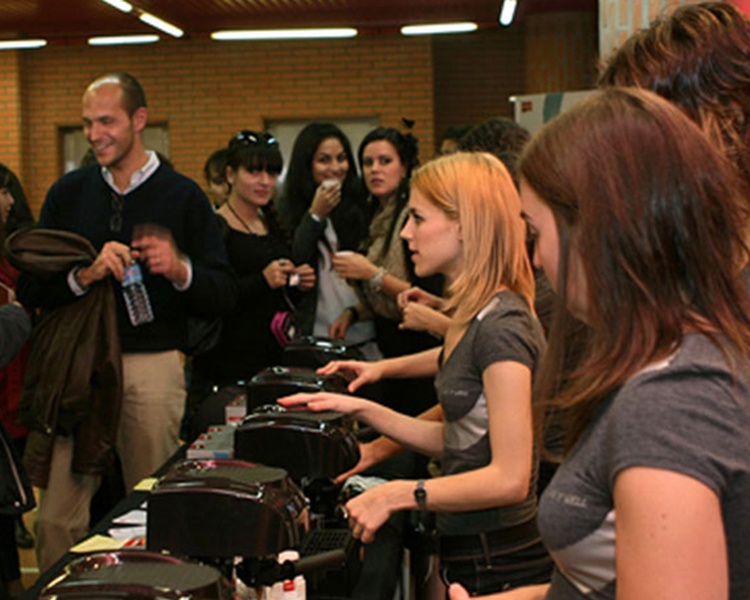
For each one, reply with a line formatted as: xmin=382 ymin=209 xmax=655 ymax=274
xmin=89 ymin=34 xmax=160 ymax=46
xmin=211 ymin=28 xmax=358 ymax=41
xmin=400 ymin=22 xmax=478 ymax=36
xmin=139 ymin=12 xmax=184 ymax=38
xmin=99 ymin=0 xmax=133 ymax=13
xmin=499 ymin=0 xmax=518 ymax=26
xmin=0 ymin=39 xmax=47 ymax=50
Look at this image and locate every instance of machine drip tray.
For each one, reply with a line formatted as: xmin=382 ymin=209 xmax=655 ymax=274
xmin=299 ymin=528 xmax=360 ymax=597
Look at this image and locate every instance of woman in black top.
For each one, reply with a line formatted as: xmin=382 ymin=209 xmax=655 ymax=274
xmin=188 ymin=131 xmax=315 ymax=430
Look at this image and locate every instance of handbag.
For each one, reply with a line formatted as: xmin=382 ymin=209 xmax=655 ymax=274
xmin=0 ymin=422 xmax=35 ymax=516
xmin=270 ymin=288 xmax=299 ymax=348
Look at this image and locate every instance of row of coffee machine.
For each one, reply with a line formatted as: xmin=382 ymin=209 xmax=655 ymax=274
xmin=40 ymin=337 xmax=373 ymax=599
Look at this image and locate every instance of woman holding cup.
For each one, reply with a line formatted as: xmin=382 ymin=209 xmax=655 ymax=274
xmin=279 ymin=123 xmax=379 ymax=358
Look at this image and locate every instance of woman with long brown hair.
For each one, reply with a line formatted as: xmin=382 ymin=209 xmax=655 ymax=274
xmin=452 ymin=87 xmax=750 ymax=600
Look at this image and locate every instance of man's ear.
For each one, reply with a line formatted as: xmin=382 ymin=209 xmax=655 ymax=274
xmin=132 ymin=106 xmax=148 ymax=133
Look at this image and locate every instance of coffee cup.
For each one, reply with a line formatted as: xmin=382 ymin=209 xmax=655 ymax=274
xmin=321 ymin=179 xmax=340 ymax=190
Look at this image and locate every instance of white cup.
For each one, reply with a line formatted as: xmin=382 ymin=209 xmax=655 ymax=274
xmin=321 ymin=179 xmax=340 ymax=190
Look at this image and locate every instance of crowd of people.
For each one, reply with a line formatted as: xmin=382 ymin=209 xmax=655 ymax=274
xmin=1 ymin=2 xmax=750 ymax=599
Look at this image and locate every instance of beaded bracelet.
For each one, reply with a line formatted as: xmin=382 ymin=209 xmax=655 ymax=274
xmin=368 ymin=266 xmax=387 ymax=293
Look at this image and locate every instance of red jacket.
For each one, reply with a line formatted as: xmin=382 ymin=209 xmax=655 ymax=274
xmin=0 ymin=260 xmax=29 ymax=439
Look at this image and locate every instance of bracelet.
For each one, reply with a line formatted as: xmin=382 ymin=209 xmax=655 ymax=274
xmin=368 ymin=267 xmax=387 ymax=293
xmin=347 ymin=306 xmax=360 ymax=323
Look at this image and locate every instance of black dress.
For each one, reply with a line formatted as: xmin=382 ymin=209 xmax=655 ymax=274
xmin=186 ymin=215 xmax=293 ymax=439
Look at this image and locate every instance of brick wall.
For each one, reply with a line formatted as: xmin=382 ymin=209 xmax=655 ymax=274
xmin=0 ymin=18 xmax=599 ymax=214
xmin=433 ymin=26 xmax=527 ymax=152
xmin=525 ymin=12 xmax=599 ymax=93
xmin=13 ymin=35 xmax=435 ymax=214
xmin=0 ymin=51 xmax=23 ymax=176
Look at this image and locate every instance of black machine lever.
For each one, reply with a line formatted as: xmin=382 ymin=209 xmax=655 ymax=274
xmin=251 ymin=548 xmax=348 ymax=586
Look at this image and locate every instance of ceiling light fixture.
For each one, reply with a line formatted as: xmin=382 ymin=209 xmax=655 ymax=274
xmin=138 ymin=12 xmax=184 ymax=38
xmin=0 ymin=39 xmax=47 ymax=50
xmin=499 ymin=0 xmax=518 ymax=26
xmin=99 ymin=0 xmax=134 ymax=13
xmin=211 ymin=28 xmax=358 ymax=41
xmin=400 ymin=22 xmax=478 ymax=36
xmin=89 ymin=34 xmax=159 ymax=46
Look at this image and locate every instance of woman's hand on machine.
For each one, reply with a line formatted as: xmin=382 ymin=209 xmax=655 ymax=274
xmin=333 ymin=441 xmax=382 ymax=485
xmin=344 ymin=480 xmax=409 ymax=544
xmin=277 ymin=391 xmax=367 ymax=416
xmin=317 ymin=359 xmax=384 ymax=393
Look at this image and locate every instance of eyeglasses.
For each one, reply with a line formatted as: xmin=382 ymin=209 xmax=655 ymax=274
xmin=231 ymin=130 xmax=278 ymax=148
xmin=109 ymin=191 xmax=123 ymax=233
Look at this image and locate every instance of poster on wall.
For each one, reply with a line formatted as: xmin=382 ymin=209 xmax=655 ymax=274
xmin=510 ymin=90 xmax=594 ymax=134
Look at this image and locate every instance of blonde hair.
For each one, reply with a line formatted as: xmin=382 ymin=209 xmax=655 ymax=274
xmin=410 ymin=152 xmax=534 ymax=325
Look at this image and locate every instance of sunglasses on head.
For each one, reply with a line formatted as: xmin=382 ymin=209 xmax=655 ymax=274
xmin=231 ymin=130 xmax=278 ymax=148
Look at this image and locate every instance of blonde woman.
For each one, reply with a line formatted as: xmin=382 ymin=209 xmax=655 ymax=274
xmin=281 ymin=152 xmax=552 ymax=594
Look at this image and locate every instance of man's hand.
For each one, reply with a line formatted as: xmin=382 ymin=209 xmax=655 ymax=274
xmin=131 ymin=225 xmax=189 ymax=287
xmin=77 ymin=241 xmax=132 ymax=286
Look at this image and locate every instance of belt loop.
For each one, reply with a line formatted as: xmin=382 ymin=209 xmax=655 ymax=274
xmin=479 ymin=532 xmax=492 ymax=565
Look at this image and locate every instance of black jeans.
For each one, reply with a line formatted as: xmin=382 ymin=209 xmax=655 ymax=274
xmin=438 ymin=521 xmax=553 ymax=595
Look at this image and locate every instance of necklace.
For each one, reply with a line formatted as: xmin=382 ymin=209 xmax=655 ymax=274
xmin=226 ymin=201 xmax=263 ymax=234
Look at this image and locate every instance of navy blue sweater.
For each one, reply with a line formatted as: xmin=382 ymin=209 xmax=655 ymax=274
xmin=17 ymin=164 xmax=236 ymax=353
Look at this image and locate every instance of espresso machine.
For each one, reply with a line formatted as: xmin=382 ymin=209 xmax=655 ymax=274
xmin=148 ymin=363 xmax=363 ymax=596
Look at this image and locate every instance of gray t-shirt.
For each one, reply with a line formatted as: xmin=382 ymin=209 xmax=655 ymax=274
xmin=435 ymin=290 xmax=546 ymax=536
xmin=539 ymin=334 xmax=750 ymax=599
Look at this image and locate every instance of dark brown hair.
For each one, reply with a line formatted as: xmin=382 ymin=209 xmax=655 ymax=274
xmin=599 ymin=2 xmax=750 ymax=190
xmin=520 ymin=87 xmax=750 ymax=451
